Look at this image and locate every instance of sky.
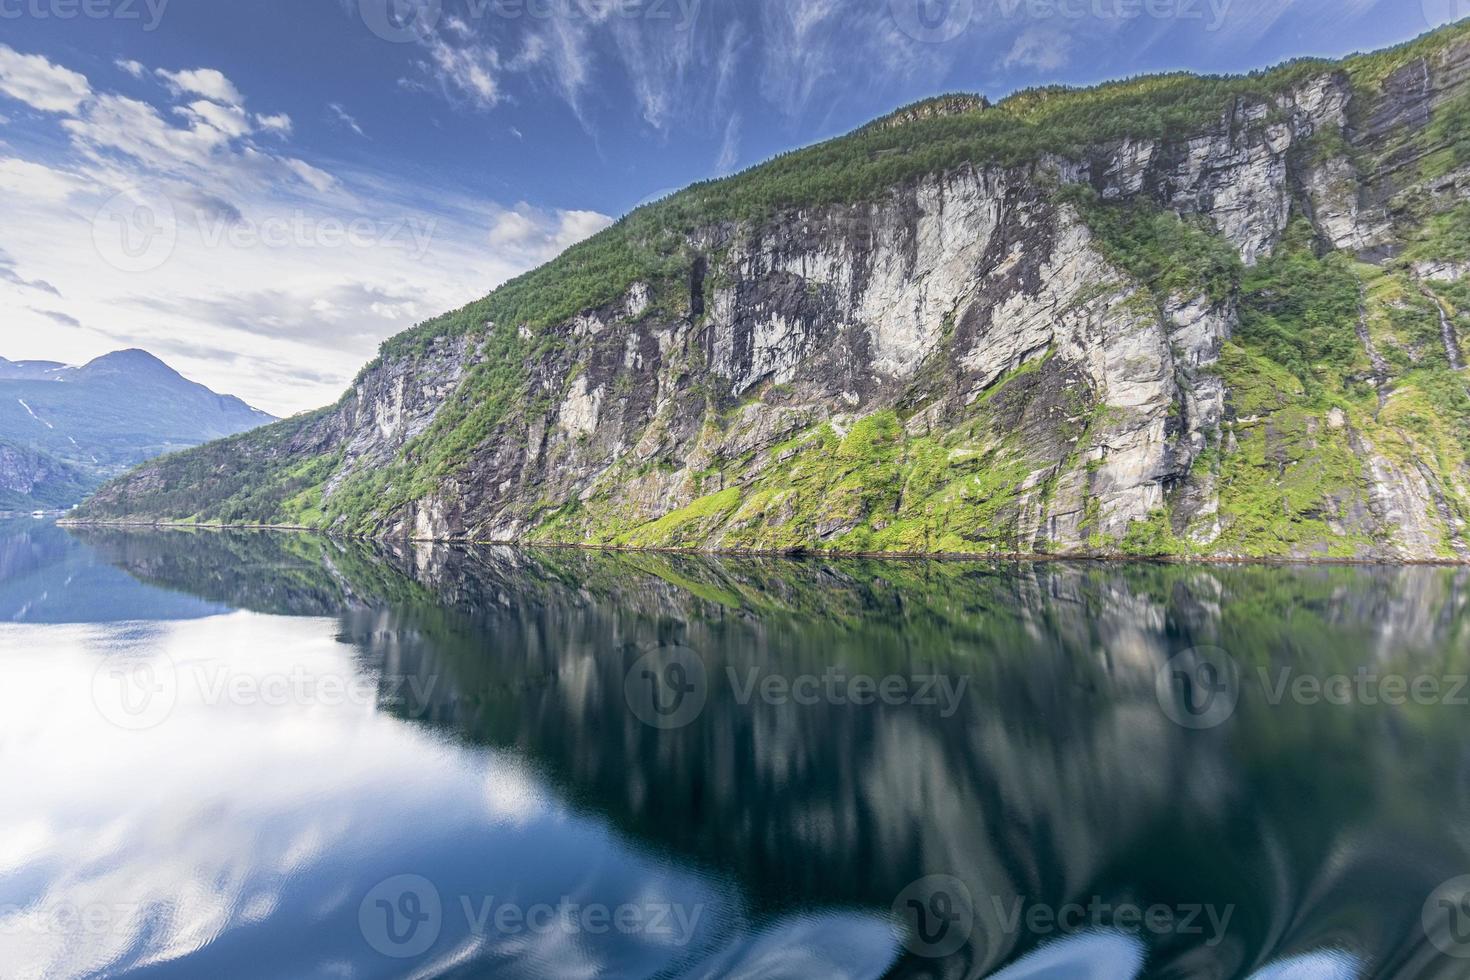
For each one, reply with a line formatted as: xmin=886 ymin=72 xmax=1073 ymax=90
xmin=0 ymin=0 xmax=1463 ymax=415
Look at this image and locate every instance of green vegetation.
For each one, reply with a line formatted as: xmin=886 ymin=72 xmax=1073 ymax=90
xmin=1236 ymin=218 xmax=1366 ymax=396
xmin=1403 ymin=202 xmax=1470 ymax=265
xmin=1060 ymin=186 xmax=1241 ymax=305
xmin=1423 ymin=93 xmax=1470 ymax=178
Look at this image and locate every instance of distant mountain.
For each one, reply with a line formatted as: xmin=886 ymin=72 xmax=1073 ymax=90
xmin=0 ymin=350 xmax=273 ymax=510
xmin=0 ymin=440 xmax=91 ymax=510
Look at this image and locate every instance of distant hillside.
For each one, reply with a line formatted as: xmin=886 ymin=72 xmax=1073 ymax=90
xmin=0 ymin=350 xmax=273 ymax=509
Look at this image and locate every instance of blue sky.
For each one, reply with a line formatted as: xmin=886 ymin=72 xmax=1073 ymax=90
xmin=0 ymin=0 xmax=1462 ymax=413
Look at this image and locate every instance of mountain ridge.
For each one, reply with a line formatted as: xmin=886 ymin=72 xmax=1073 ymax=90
xmin=0 ymin=349 xmax=273 ymax=510
xmin=78 ymin=21 xmax=1470 ymax=561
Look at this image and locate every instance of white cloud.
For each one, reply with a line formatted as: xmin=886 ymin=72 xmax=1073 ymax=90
xmin=177 ymin=100 xmax=254 ymax=139
xmin=255 ymin=112 xmax=293 ymax=136
xmin=0 ymin=45 xmax=92 ymax=113
xmin=553 ymin=209 xmax=613 ymax=250
xmin=486 ymin=209 xmax=540 ymax=249
xmin=487 ymin=205 xmax=612 ymax=262
xmin=1003 ymin=28 xmax=1073 ymax=72
xmin=64 ymin=93 xmax=240 ymax=172
xmin=115 ymin=59 xmax=147 ymax=79
xmin=155 ymin=67 xmax=244 ymax=108
xmin=0 ymin=157 xmax=83 ymax=202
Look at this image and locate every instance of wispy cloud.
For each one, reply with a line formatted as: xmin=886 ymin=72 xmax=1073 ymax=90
xmin=715 ymin=113 xmax=740 ymax=174
xmin=1003 ymin=28 xmax=1074 ymax=72
xmin=29 ymin=308 xmax=81 ymax=328
xmin=255 ymin=112 xmax=293 ymax=136
xmin=0 ymin=246 xmax=61 ymax=297
xmin=154 ymin=67 xmax=244 ymax=107
xmin=327 ymin=102 xmax=365 ymax=137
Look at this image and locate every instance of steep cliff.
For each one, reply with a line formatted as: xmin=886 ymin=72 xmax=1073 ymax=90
xmin=80 ymin=23 xmax=1470 ymax=561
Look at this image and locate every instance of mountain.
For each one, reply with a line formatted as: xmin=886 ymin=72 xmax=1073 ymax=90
xmin=0 ymin=350 xmax=274 ymax=510
xmin=79 ymin=23 xmax=1470 ymax=561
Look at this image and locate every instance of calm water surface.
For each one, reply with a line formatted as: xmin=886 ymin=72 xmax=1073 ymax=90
xmin=2 ymin=518 xmax=1469 ymax=979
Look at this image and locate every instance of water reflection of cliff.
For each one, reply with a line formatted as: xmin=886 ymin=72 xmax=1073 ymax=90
xmin=73 ymin=527 xmax=1470 ymax=979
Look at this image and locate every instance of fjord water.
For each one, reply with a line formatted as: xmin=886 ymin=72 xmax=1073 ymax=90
xmin=2 ymin=520 xmax=1469 ymax=979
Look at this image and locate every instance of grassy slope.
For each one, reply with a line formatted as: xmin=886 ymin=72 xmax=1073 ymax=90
xmin=81 ymin=20 xmax=1470 ymax=557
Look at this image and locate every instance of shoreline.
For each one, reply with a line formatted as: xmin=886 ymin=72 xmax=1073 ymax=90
xmin=55 ymin=518 xmax=1470 ymax=568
